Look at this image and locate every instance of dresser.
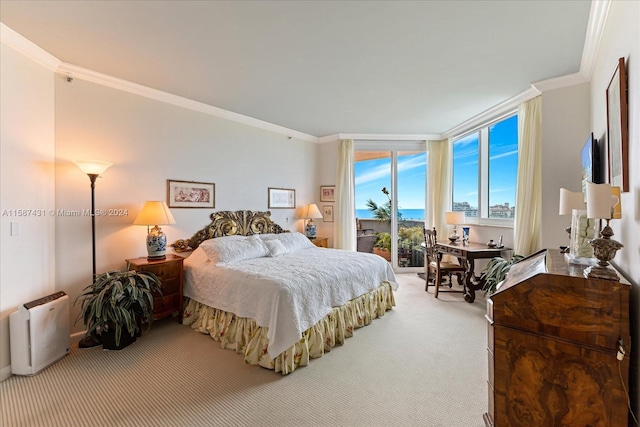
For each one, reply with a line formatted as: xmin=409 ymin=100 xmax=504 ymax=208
xmin=484 ymin=249 xmax=630 ymax=427
xmin=126 ymin=254 xmax=184 ymax=322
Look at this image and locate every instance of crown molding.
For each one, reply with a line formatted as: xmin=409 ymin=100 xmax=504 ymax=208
xmin=317 ymin=133 xmax=441 ymax=144
xmin=532 ymin=72 xmax=589 ymax=93
xmin=441 ymin=86 xmax=541 ymax=139
xmin=579 ymin=0 xmax=611 ymax=81
xmin=57 ymin=63 xmax=318 ymax=143
xmin=0 ymin=23 xmax=60 ymax=71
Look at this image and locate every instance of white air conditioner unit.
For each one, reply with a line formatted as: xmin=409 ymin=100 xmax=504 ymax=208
xmin=10 ymin=291 xmax=70 ymax=376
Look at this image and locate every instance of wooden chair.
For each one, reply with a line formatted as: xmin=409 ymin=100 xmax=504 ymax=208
xmin=423 ymin=227 xmax=465 ymax=298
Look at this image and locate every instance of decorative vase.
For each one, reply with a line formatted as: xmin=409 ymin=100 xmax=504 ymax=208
xmin=146 ymin=225 xmax=167 ymax=259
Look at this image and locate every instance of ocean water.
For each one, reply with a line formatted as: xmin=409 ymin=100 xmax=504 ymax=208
xmin=356 ymin=209 xmax=425 ymax=220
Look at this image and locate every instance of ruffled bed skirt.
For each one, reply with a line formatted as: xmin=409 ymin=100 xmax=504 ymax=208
xmin=182 ymin=281 xmax=396 ymax=375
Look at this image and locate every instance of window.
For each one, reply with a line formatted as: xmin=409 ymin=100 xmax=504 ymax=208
xmin=354 ymin=142 xmax=427 ymax=271
xmin=452 ymin=114 xmax=518 ymax=222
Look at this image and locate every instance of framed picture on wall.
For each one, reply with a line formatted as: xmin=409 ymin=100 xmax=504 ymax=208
xmin=606 ymin=57 xmax=629 ymax=192
xmin=268 ymin=187 xmax=296 ymax=209
xmin=167 ymin=180 xmax=215 ymax=208
xmin=320 ymin=185 xmax=335 ymax=202
xmin=322 ymin=205 xmax=334 ymax=222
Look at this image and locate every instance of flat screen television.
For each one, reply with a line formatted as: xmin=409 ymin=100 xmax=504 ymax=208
xmin=581 ymin=132 xmax=601 ymax=196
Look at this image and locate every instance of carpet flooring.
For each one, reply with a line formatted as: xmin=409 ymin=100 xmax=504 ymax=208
xmin=1 ymin=273 xmax=488 ymax=427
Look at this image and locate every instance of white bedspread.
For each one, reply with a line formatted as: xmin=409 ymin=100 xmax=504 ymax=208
xmin=184 ymin=246 xmax=398 ymax=358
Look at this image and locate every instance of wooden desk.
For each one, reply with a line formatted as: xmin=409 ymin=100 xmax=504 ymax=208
xmin=436 ymin=242 xmax=510 ymax=303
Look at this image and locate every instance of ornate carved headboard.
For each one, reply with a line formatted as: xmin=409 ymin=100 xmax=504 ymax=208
xmin=172 ymin=210 xmax=287 ymax=252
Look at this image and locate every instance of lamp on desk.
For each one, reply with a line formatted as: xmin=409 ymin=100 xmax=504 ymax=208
xmin=300 ymin=203 xmax=323 ymax=239
xmin=584 ymin=182 xmax=623 ymax=281
xmin=558 ymin=188 xmax=584 ymax=253
xmin=134 ymin=201 xmax=176 ymax=259
xmin=445 ymin=211 xmax=465 ymax=244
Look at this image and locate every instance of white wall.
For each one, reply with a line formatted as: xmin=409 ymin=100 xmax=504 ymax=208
xmin=54 ymin=76 xmax=318 ymax=337
xmin=589 ymin=0 xmax=640 ymax=415
xmin=540 ymin=83 xmax=591 ymax=250
xmin=0 ymin=43 xmax=56 ymax=380
xmin=315 ymin=140 xmax=338 ymax=247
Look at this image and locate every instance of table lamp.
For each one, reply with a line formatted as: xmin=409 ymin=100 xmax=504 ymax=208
xmin=584 ymin=182 xmax=623 ymax=281
xmin=133 ymin=201 xmax=176 ymax=259
xmin=300 ymin=203 xmax=323 ymax=238
xmin=558 ymin=188 xmax=584 ymax=253
xmin=445 ymin=211 xmax=465 ymax=243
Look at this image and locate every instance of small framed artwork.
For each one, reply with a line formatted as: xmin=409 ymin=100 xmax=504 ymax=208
xmin=606 ymin=57 xmax=629 ymax=192
xmin=268 ymin=187 xmax=296 ymax=209
xmin=167 ymin=180 xmax=215 ymax=208
xmin=322 ymin=205 xmax=334 ymax=222
xmin=320 ymin=185 xmax=335 ymax=202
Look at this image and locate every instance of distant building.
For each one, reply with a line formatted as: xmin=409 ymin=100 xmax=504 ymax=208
xmin=453 ymin=201 xmax=514 ymax=219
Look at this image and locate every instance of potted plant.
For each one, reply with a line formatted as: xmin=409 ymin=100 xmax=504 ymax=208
xmin=75 ymin=270 xmax=162 ymax=350
xmin=480 ymin=254 xmax=525 ymax=295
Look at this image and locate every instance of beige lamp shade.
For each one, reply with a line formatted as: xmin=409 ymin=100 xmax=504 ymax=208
xmin=134 ymin=201 xmax=176 ymax=225
xmin=445 ymin=211 xmax=465 ymax=225
xmin=585 ymin=182 xmax=612 ymax=219
xmin=559 ymin=188 xmax=584 ymax=215
xmin=611 ymin=186 xmax=622 ymax=219
xmin=300 ymin=203 xmax=323 ymax=219
xmin=73 ymin=159 xmax=113 ymax=176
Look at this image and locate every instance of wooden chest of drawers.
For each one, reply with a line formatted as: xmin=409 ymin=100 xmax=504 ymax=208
xmin=311 ymin=237 xmax=328 ymax=248
xmin=126 ymin=254 xmax=184 ymax=322
xmin=484 ymin=249 xmax=631 ymax=426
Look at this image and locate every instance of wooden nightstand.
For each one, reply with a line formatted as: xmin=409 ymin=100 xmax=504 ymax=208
xmin=126 ymin=254 xmax=184 ymax=322
xmin=310 ymin=237 xmax=328 ymax=248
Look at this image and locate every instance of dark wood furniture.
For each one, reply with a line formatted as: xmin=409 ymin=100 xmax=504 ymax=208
xmin=126 ymin=254 xmax=184 ymax=322
xmin=435 ymin=241 xmax=509 ymax=302
xmin=423 ymin=227 xmax=465 ymax=296
xmin=484 ymin=249 xmax=631 ymax=427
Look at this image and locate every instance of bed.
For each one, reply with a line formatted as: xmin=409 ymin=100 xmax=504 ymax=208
xmin=173 ymin=210 xmax=398 ymax=374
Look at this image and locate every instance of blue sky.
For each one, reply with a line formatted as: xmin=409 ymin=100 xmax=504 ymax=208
xmin=354 ymin=152 xmax=426 ymax=210
xmin=354 ymin=115 xmax=518 ymax=212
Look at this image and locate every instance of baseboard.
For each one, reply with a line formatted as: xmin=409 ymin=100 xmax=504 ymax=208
xmin=70 ymin=331 xmax=85 ymax=344
xmin=1 ymin=365 xmax=12 ymax=382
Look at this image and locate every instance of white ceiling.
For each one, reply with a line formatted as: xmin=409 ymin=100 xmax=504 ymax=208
xmin=0 ymin=1 xmax=593 ymax=138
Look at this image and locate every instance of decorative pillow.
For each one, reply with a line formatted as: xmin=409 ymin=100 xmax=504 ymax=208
xmin=200 ymin=235 xmax=246 ymax=247
xmin=275 ymin=232 xmax=316 ymax=252
xmin=264 ymin=239 xmax=289 ymax=257
xmin=200 ymin=236 xmax=268 ymax=265
xmin=258 ymin=233 xmax=279 ymax=241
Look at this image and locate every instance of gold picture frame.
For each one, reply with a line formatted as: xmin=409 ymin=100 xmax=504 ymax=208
xmin=267 ymin=187 xmax=296 ymax=209
xmin=606 ymin=57 xmax=629 ymax=192
xmin=320 ymin=185 xmax=335 ymax=202
xmin=322 ymin=205 xmax=334 ymax=222
xmin=166 ymin=180 xmax=215 ymax=208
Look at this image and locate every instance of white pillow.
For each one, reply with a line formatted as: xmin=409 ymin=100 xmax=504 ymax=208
xmin=275 ymin=232 xmax=316 ymax=252
xmin=264 ymin=239 xmax=289 ymax=257
xmin=200 ymin=236 xmax=268 ymax=265
xmin=258 ymin=233 xmax=279 ymax=241
xmin=200 ymin=235 xmax=246 ymax=247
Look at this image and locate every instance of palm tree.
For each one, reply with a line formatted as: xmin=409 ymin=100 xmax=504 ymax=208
xmin=365 ymin=187 xmax=401 ymax=222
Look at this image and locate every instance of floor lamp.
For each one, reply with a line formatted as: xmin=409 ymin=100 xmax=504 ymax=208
xmin=74 ymin=160 xmax=113 ymax=279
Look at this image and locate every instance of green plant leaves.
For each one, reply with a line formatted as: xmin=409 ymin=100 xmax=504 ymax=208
xmin=74 ymin=270 xmax=162 ymax=346
xmin=481 ymin=254 xmax=525 ymax=295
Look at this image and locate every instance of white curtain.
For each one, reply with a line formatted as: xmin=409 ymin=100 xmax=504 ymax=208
xmin=514 ymin=96 xmax=542 ymax=255
xmin=335 ymin=139 xmax=356 ymax=250
xmin=426 ymin=139 xmax=451 ymax=240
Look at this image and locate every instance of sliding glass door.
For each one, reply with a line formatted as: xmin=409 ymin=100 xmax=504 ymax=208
xmin=354 ymin=143 xmax=426 ymax=271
